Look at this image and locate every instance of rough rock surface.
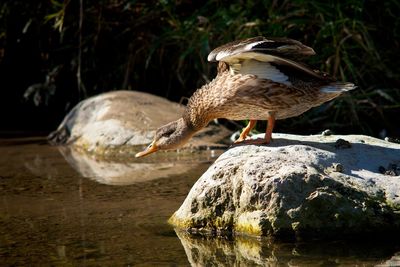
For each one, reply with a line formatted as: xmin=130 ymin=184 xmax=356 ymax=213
xmin=49 ymin=90 xmax=230 ymax=156
xmin=169 ymin=133 xmax=400 ymax=239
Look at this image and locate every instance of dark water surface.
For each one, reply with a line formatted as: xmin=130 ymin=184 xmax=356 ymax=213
xmin=0 ymin=138 xmax=399 ymax=266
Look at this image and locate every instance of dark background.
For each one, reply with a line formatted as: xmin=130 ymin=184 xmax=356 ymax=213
xmin=0 ymin=0 xmax=399 ymax=137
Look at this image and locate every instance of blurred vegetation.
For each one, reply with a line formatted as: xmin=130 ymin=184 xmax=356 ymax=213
xmin=0 ymin=0 xmax=399 ymax=137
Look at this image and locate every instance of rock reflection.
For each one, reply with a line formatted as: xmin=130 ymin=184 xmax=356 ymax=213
xmin=57 ymin=146 xmax=221 ymax=185
xmin=175 ymin=230 xmax=400 ymax=266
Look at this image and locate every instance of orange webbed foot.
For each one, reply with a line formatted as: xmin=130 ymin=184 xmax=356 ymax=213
xmin=232 ymin=116 xmax=274 ymax=146
xmin=234 ymin=120 xmax=257 ymax=144
xmin=234 ymin=135 xmax=247 ymax=144
xmin=235 ymin=137 xmax=272 ymax=146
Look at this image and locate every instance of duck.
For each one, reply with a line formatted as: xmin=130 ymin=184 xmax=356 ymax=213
xmin=135 ymin=36 xmax=356 ymax=157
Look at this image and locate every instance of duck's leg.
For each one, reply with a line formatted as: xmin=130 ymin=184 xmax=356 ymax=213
xmin=235 ymin=115 xmax=275 ymax=145
xmin=234 ymin=120 xmax=257 ymax=143
xmin=264 ymin=115 xmax=275 ymax=144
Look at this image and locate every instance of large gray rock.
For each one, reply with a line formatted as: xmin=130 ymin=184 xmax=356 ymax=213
xmin=169 ymin=133 xmax=400 ymax=239
xmin=49 ymin=90 xmax=230 ymax=157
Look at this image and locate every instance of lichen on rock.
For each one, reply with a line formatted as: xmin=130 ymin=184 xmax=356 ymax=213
xmin=169 ymin=133 xmax=400 ymax=239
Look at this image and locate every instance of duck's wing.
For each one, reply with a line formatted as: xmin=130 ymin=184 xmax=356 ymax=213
xmin=208 ymin=37 xmax=329 ymax=85
xmin=208 ymin=36 xmax=315 ymax=62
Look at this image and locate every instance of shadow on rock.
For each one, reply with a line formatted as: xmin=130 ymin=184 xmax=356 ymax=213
xmin=232 ymin=133 xmax=400 ymax=179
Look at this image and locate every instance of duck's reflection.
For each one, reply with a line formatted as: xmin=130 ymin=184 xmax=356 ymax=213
xmin=57 ymin=146 xmax=222 ymax=185
xmin=175 ymin=230 xmax=400 ymax=266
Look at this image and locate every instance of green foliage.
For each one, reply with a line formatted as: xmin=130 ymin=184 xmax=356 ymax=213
xmin=128 ymin=0 xmax=400 ymax=136
xmin=44 ymin=0 xmax=68 ymax=32
xmin=0 ymin=0 xmax=399 ymax=136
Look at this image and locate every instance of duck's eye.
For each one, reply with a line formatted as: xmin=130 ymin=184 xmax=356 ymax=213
xmin=162 ymin=129 xmax=174 ymax=137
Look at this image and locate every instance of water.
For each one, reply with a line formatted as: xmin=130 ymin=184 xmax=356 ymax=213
xmin=1 ymin=137 xmax=399 ymax=266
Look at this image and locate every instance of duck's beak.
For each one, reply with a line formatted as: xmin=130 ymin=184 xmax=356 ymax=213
xmin=135 ymin=142 xmax=159 ymax=158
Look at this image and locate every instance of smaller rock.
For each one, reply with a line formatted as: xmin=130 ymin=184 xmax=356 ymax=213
xmin=334 ymin=138 xmax=352 ymax=149
xmin=385 ymin=137 xmax=400 ymax=144
xmin=379 ymin=166 xmax=387 ymax=174
xmin=48 ymin=90 xmax=231 ymax=157
xmin=332 ymin=163 xmax=344 ymax=172
xmin=321 ymin=129 xmax=333 ymax=136
xmin=325 ymin=163 xmax=344 ymax=174
xmin=389 ymin=164 xmax=399 ymax=173
xmin=379 ymin=164 xmax=399 ymax=176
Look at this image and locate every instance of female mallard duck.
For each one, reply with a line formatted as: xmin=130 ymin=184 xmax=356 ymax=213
xmin=136 ymin=36 xmax=355 ymax=157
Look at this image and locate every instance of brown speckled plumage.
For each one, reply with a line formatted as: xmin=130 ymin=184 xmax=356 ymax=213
xmin=135 ymin=36 xmax=356 ymax=157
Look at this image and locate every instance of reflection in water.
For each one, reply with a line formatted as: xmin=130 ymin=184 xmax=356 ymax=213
xmin=175 ymin=230 xmax=400 ymax=266
xmin=0 ymin=138 xmax=209 ymax=265
xmin=1 ymin=138 xmax=400 ymax=266
xmin=57 ymin=145 xmax=222 ymax=185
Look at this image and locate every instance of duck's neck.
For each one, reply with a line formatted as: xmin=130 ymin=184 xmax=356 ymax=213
xmin=183 ymin=72 xmax=229 ymax=130
xmin=183 ymin=102 xmax=211 ymax=131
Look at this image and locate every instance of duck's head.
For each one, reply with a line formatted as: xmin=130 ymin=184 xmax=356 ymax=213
xmin=135 ymin=118 xmax=195 ymax=158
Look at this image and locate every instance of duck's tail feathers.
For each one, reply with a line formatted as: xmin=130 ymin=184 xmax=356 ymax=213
xmin=320 ymin=82 xmax=357 ymax=93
